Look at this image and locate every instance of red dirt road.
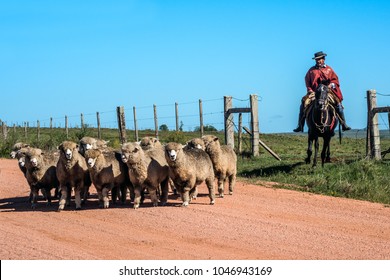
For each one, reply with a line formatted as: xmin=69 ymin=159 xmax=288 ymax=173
xmin=0 ymin=158 xmax=389 ymax=260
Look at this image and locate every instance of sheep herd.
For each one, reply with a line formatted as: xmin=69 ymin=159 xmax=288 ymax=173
xmin=9 ymin=135 xmax=237 ymax=211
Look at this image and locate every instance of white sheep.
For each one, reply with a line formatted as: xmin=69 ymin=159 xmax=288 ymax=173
xmin=24 ymin=148 xmax=60 ymax=209
xmin=202 ymin=135 xmax=237 ymax=197
xmin=78 ymin=136 xmax=109 ymax=156
xmin=84 ymin=149 xmax=131 ymax=209
xmin=121 ymin=142 xmax=170 ymax=209
xmin=57 ymin=141 xmax=92 ymax=211
xmin=164 ymin=142 xmax=215 ymax=207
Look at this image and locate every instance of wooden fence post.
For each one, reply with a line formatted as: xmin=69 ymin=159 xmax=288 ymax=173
xmin=117 ymin=106 xmax=127 ymax=144
xmin=50 ymin=117 xmax=53 ymax=139
xmin=366 ymin=89 xmax=381 ymax=160
xmin=175 ymin=102 xmax=179 ymax=132
xmin=153 ymin=104 xmax=158 ymax=139
xmin=24 ymin=122 xmax=28 ymax=140
xmin=250 ymin=94 xmax=259 ymax=157
xmin=133 ymin=106 xmax=138 ymax=142
xmin=65 ymin=115 xmax=69 ymax=139
xmin=2 ymin=121 xmax=7 ymax=140
xmin=96 ymin=112 xmax=101 ymax=139
xmin=81 ymin=113 xmax=85 ymax=130
xmin=224 ymin=96 xmax=234 ymax=147
xmin=199 ymin=99 xmax=204 ymax=136
xmin=238 ymin=113 xmax=242 ymax=153
xmin=37 ymin=120 xmax=40 ymax=141
xmin=133 ymin=106 xmax=138 ymax=141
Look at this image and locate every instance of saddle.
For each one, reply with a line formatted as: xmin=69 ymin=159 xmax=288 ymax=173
xmin=303 ymin=90 xmax=339 ymax=116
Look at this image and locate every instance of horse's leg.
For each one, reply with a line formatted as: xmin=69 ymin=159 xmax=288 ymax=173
xmin=321 ymin=137 xmax=330 ymax=167
xmin=305 ymin=134 xmax=313 ymax=164
xmin=313 ymin=136 xmax=319 ymax=167
xmin=325 ymin=136 xmax=331 ymax=163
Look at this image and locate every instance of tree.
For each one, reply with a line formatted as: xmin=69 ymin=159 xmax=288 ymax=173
xmin=159 ymin=124 xmax=169 ymax=131
xmin=193 ymin=125 xmax=217 ymax=132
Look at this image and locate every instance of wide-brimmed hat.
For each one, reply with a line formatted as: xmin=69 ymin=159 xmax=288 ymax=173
xmin=312 ymin=51 xmax=327 ymax=60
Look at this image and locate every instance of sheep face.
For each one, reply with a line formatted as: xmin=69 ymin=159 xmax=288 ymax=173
xmin=186 ymin=138 xmax=205 ymax=150
xmin=25 ymin=148 xmax=44 ymax=168
xmin=58 ymin=141 xmax=78 ymax=160
xmin=121 ymin=142 xmax=143 ymax=164
xmin=165 ymin=143 xmax=182 ymax=162
xmin=202 ymin=135 xmax=219 ymax=147
xmin=10 ymin=142 xmax=29 ymax=158
xmin=84 ymin=149 xmax=101 ymax=168
xmin=79 ymin=137 xmax=108 ymax=155
xmin=18 ymin=156 xmax=26 ymax=167
xmin=140 ymin=137 xmax=161 ymax=150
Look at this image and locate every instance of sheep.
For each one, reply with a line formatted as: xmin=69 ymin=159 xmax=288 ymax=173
xmin=12 ymin=147 xmax=30 ymax=177
xmin=164 ymin=142 xmax=215 ymax=207
xmin=84 ymin=148 xmax=131 ymax=209
xmin=24 ymin=147 xmax=60 ymax=209
xmin=56 ymin=141 xmax=92 ymax=211
xmin=78 ymin=136 xmax=109 ymax=156
xmin=10 ymin=142 xmax=30 ymax=159
xmin=201 ymin=135 xmax=237 ymax=198
xmin=185 ymin=138 xmax=205 ymax=150
xmin=121 ymin=142 xmax=170 ymax=209
xmin=140 ymin=136 xmax=162 ymax=150
xmin=139 ymin=137 xmax=178 ymax=196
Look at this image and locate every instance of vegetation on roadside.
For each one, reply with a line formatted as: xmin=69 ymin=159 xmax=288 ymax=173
xmin=1 ymin=126 xmax=390 ymax=205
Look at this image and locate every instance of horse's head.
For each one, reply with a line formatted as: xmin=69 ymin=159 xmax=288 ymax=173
xmin=315 ymin=84 xmax=330 ymax=110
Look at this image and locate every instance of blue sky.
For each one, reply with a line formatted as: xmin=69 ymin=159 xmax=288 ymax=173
xmin=1 ymin=0 xmax=390 ymax=133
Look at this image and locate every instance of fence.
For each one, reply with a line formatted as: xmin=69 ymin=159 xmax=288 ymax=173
xmin=366 ymin=89 xmax=390 ymax=160
xmin=1 ymin=95 xmax=260 ymax=155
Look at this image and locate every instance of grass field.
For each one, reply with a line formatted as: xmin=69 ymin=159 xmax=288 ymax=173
xmin=1 ymin=126 xmax=390 ymax=205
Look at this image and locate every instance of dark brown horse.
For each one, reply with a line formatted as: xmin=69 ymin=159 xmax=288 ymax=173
xmin=305 ymin=83 xmax=338 ymax=167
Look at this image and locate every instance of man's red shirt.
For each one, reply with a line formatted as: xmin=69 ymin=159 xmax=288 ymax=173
xmin=305 ymin=65 xmax=343 ymax=101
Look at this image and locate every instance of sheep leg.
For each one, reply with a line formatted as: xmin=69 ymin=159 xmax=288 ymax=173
xmin=148 ymin=187 xmax=159 ymax=207
xmin=111 ymin=186 xmax=118 ymax=205
xmin=45 ymin=187 xmax=52 ymax=206
xmin=102 ymin=187 xmax=110 ymax=209
xmin=74 ymin=184 xmax=82 ymax=210
xmin=206 ymin=178 xmax=216 ymax=205
xmin=58 ymin=185 xmax=68 ymax=211
xmin=228 ymin=174 xmax=236 ymax=195
xmin=128 ymin=184 xmax=135 ymax=202
xmin=133 ymin=185 xmax=143 ymax=209
xmin=189 ymin=186 xmax=198 ymax=201
xmin=181 ymin=190 xmax=190 ymax=207
xmin=30 ymin=186 xmax=39 ymax=209
xmin=82 ymin=185 xmax=89 ymax=205
xmin=96 ymin=187 xmax=104 ymax=208
xmin=181 ymin=182 xmax=194 ymax=207
xmin=217 ymin=177 xmax=225 ymax=198
xmin=120 ymin=184 xmax=128 ymax=204
xmin=159 ymin=179 xmax=169 ymax=206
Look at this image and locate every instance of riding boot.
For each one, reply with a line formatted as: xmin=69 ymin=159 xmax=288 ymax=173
xmin=293 ymin=102 xmax=305 ymax=132
xmin=336 ymin=103 xmax=351 ymax=131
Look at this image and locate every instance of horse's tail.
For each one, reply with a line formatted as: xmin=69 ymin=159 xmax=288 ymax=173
xmin=339 ymin=123 xmax=342 ymax=144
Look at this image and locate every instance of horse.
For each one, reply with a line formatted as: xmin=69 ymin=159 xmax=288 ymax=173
xmin=305 ymin=83 xmax=338 ymax=167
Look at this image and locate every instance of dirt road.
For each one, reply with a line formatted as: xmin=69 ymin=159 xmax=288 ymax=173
xmin=0 ymin=158 xmax=389 ymax=260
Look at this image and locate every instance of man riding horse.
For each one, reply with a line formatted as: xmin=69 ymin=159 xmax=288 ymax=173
xmin=293 ymin=51 xmax=351 ymax=132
